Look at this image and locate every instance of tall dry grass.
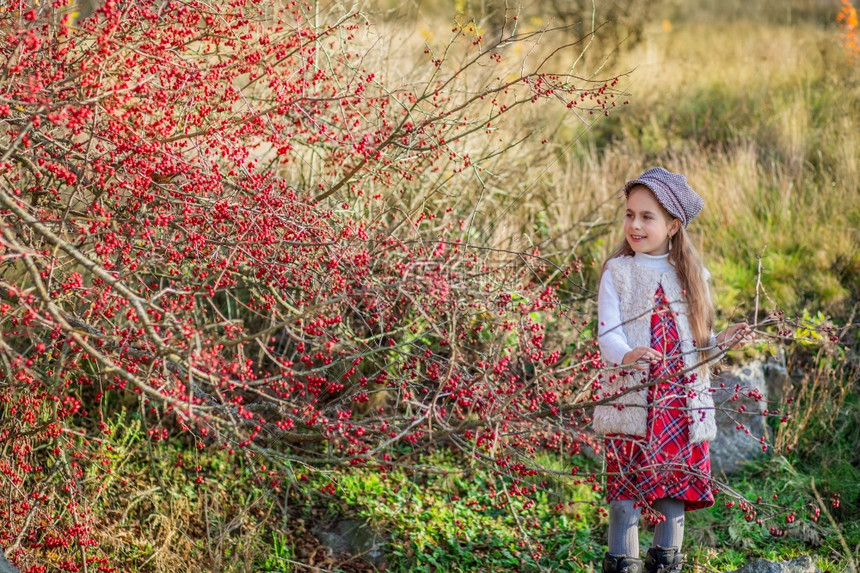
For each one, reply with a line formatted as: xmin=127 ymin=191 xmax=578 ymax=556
xmin=393 ymin=8 xmax=860 ymax=324
xmin=594 ymin=17 xmax=859 ymax=321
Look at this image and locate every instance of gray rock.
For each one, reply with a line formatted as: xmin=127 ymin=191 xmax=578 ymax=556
xmin=711 ymin=360 xmax=770 ymax=475
xmin=314 ymin=519 xmax=387 ymax=568
xmin=762 ymin=349 xmax=791 ymax=404
xmin=727 ymin=555 xmax=819 ymax=573
xmin=0 ymin=549 xmax=18 ymax=573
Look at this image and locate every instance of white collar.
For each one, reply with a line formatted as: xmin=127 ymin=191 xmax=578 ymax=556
xmin=633 ymin=251 xmax=672 ymax=272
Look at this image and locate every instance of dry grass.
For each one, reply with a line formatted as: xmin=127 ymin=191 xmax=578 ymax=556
xmin=477 ymin=14 xmax=860 ymax=321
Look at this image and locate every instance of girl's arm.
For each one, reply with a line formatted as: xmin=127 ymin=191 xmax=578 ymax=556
xmin=597 ymin=268 xmax=631 ymax=366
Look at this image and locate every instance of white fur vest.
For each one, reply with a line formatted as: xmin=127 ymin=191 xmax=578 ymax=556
xmin=593 ymin=256 xmax=717 ymax=443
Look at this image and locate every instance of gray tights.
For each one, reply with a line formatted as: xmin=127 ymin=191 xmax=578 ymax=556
xmin=608 ymin=498 xmax=685 ymax=556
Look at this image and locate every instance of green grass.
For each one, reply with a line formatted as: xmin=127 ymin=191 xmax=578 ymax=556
xmin=686 ymin=454 xmax=859 ymax=571
xmin=75 ymin=361 xmax=856 ymax=572
xmin=308 ymin=448 xmax=606 ymax=571
xmin=290 ymin=430 xmax=858 ymax=572
xmin=293 ymin=375 xmax=859 ymax=570
xmin=257 ymin=533 xmax=296 ymax=573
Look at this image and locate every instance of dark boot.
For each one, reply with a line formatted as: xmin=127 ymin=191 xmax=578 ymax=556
xmin=603 ymin=552 xmax=643 ymax=573
xmin=644 ymin=545 xmax=684 ymax=573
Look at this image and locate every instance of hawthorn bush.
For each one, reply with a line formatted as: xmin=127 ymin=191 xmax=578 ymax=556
xmin=0 ymin=0 xmax=635 ymax=569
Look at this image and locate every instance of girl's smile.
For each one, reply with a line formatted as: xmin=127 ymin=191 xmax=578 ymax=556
xmin=624 ymin=186 xmax=681 ymax=256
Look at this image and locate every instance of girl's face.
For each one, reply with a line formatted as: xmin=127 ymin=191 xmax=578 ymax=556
xmin=624 ymin=186 xmax=681 ymax=256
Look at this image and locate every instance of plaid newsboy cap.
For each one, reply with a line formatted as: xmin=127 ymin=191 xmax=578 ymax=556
xmin=622 ymin=167 xmax=704 ymax=227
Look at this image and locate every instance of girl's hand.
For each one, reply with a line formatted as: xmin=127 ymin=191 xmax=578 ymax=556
xmin=718 ymin=322 xmax=754 ymax=350
xmin=623 ymin=347 xmax=662 ymax=370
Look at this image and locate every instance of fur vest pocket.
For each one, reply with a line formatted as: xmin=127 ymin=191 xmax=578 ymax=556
xmin=593 ymin=256 xmax=717 ymax=443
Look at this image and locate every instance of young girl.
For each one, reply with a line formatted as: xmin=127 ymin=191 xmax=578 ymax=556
xmin=594 ymin=167 xmax=752 ymax=573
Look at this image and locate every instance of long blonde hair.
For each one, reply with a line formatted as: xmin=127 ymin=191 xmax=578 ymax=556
xmin=602 ymin=221 xmax=715 ymax=358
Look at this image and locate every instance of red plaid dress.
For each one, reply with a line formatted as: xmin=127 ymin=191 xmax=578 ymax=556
xmin=605 ymin=285 xmax=714 ymax=510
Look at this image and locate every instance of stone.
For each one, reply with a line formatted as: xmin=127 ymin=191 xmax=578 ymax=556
xmin=710 ymin=360 xmax=771 ymax=475
xmin=727 ymin=555 xmax=819 ymax=573
xmin=0 ymin=549 xmax=18 ymax=573
xmin=314 ymin=519 xmax=387 ymax=568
